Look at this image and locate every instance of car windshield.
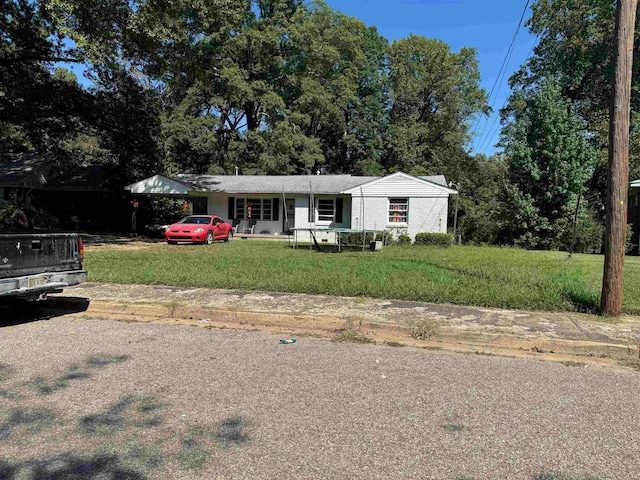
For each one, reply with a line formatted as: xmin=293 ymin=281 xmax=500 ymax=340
xmin=179 ymin=216 xmax=212 ymax=225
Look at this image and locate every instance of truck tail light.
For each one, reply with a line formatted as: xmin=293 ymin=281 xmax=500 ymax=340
xmin=78 ymin=237 xmax=84 ymax=264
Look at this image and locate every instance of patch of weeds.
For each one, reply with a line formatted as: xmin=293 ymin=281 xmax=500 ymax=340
xmin=561 ymin=361 xmax=587 ymax=368
xmin=334 ymin=329 xmax=374 ymax=344
xmin=178 ymin=428 xmax=210 ymax=470
xmin=410 ymin=319 xmax=439 ymax=340
xmin=535 ymin=472 xmax=605 ymax=480
xmin=384 ymin=341 xmax=404 ymax=347
xmin=442 ymin=424 xmax=467 ymax=433
xmin=451 ymin=477 xmax=475 ymax=480
xmin=334 ymin=318 xmax=374 ymax=344
xmin=87 ymin=354 xmax=130 ymax=369
xmin=79 ymin=396 xmax=136 ymax=436
xmin=0 ymin=452 xmax=145 ymax=480
xmin=166 ymin=300 xmax=184 ymax=317
xmin=215 ymin=414 xmax=250 ymax=448
xmin=0 ymin=408 xmax=58 ymax=440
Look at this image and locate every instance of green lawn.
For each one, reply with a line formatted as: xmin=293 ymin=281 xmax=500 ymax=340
xmin=84 ymin=241 xmax=640 ymax=314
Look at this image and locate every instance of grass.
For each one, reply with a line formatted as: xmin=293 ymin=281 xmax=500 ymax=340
xmin=84 ymin=241 xmax=640 ymax=314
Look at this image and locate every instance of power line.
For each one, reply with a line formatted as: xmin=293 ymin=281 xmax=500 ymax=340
xmin=470 ymin=0 xmax=532 ymax=152
xmin=475 ymin=34 xmax=539 ymax=153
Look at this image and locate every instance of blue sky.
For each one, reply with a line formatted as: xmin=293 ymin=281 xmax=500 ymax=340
xmin=324 ymin=0 xmax=537 ymax=157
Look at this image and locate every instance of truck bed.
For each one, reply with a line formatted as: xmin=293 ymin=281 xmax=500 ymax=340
xmin=0 ymin=233 xmax=87 ymax=299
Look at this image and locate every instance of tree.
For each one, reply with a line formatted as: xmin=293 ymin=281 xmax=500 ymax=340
xmin=384 ymin=35 xmax=488 ymax=178
xmin=510 ymin=0 xmax=640 ymax=205
xmin=498 ymin=80 xmax=596 ymax=248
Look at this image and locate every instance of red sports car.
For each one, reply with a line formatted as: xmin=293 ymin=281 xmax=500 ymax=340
xmin=164 ymin=215 xmax=234 ymax=245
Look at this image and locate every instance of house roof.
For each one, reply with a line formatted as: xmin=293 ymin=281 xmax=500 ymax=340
xmin=172 ymin=174 xmax=449 ymax=194
xmin=0 ymin=153 xmax=55 ymax=187
xmin=0 ymin=154 xmax=111 ymax=191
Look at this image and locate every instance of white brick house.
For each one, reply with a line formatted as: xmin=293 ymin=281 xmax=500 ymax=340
xmin=125 ymin=172 xmax=458 ymax=240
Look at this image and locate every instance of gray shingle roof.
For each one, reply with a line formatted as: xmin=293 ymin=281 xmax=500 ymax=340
xmin=175 ymin=174 xmax=448 ymax=194
xmin=175 ymin=175 xmax=378 ymax=194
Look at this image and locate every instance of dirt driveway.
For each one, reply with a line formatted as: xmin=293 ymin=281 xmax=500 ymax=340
xmin=2 ymin=315 xmax=640 ymax=479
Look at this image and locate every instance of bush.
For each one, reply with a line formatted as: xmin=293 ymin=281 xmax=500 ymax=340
xmin=413 ymin=232 xmax=453 ymax=247
xmin=0 ymin=201 xmax=28 ymax=229
xmin=396 ymin=234 xmax=412 ymax=246
xmin=341 ymin=232 xmax=375 ymax=246
xmin=627 ymin=224 xmax=636 ymax=254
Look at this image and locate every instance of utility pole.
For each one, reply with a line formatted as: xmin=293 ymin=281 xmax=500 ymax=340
xmin=450 ymin=181 xmax=460 ymax=244
xmin=601 ymin=0 xmax=637 ymax=317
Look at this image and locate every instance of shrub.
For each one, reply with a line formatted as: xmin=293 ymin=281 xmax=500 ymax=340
xmin=627 ymin=224 xmax=636 ymax=254
xmin=0 ymin=201 xmax=28 ymax=229
xmin=341 ymin=232 xmax=375 ymax=246
xmin=396 ymin=234 xmax=412 ymax=246
xmin=413 ymin=232 xmax=453 ymax=247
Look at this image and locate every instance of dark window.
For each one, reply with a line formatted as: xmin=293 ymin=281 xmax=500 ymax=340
xmin=317 ymin=199 xmax=335 ymax=222
xmin=236 ymin=198 xmax=245 ymax=219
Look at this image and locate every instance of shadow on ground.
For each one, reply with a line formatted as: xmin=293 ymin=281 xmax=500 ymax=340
xmin=82 ymin=234 xmax=164 ymax=247
xmin=0 ymin=453 xmax=146 ymax=480
xmin=0 ymin=296 xmax=90 ymax=327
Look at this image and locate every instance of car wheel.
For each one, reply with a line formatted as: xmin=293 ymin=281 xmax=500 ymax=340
xmin=225 ymin=231 xmax=233 ymax=242
xmin=205 ymin=231 xmax=214 ymax=245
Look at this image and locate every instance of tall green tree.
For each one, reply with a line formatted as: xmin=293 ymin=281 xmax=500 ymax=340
xmin=510 ymin=0 xmax=640 ymax=203
xmin=384 ymin=35 xmax=488 ymax=178
xmin=498 ymin=80 xmax=596 ymax=248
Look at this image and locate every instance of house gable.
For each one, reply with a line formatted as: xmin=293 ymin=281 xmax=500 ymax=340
xmin=124 ymin=174 xmax=195 ymax=195
xmin=341 ymin=172 xmax=457 ymax=197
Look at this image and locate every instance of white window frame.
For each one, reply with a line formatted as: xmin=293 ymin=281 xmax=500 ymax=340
xmin=316 ymin=198 xmax=336 ymax=224
xmin=388 ymin=198 xmax=408 ymax=225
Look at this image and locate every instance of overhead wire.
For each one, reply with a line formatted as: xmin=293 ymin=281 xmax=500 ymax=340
xmin=475 ymin=33 xmax=540 ymax=154
xmin=470 ymin=0 xmax=532 ymax=153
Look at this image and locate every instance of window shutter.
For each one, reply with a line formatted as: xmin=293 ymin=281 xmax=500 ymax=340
xmin=335 ymin=197 xmax=343 ymax=223
xmin=273 ymin=198 xmax=279 ymax=221
xmin=228 ymin=197 xmax=235 ymax=220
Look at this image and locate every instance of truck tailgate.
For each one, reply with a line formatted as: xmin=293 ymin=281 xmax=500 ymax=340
xmin=0 ymin=234 xmax=82 ymax=279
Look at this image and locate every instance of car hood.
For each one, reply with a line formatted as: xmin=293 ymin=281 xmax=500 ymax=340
xmin=167 ymin=224 xmax=208 ymax=232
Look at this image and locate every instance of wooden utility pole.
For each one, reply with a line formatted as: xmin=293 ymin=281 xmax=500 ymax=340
xmin=601 ymin=0 xmax=637 ymax=317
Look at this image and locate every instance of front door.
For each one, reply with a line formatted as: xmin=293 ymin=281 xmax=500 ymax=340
xmin=283 ymin=199 xmax=295 ymax=233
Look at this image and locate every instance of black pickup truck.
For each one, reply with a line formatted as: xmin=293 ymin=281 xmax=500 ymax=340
xmin=0 ymin=233 xmax=87 ymax=301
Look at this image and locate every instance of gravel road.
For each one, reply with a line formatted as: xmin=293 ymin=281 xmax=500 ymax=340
xmin=1 ymin=316 xmax=639 ymax=479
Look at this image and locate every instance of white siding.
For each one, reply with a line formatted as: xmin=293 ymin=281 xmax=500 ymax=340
xmin=294 ymin=195 xmax=351 ymax=229
xmin=346 ymin=173 xmax=451 ymax=198
xmin=208 ymin=193 xmax=285 ymax=234
xmin=126 ymin=175 xmax=190 ymax=195
xmin=351 ymin=196 xmax=448 ymax=240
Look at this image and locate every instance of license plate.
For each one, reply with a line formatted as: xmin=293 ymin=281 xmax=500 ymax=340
xmin=28 ymin=277 xmax=48 ymax=288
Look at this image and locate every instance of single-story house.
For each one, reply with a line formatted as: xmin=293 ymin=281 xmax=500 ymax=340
xmin=630 ymin=179 xmax=640 ymax=253
xmin=125 ymin=172 xmax=458 ymax=240
xmin=0 ymin=154 xmax=122 ymax=230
